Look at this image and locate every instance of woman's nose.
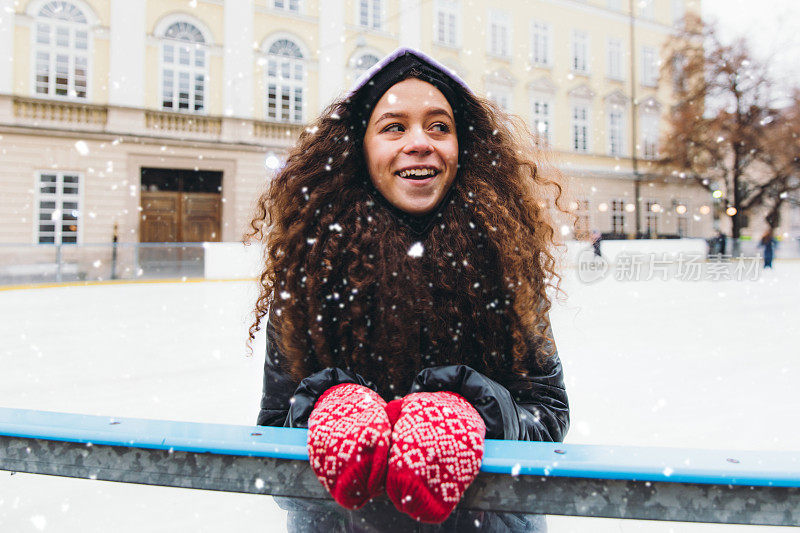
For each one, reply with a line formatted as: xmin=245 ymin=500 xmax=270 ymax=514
xmin=402 ymin=128 xmax=433 ymax=155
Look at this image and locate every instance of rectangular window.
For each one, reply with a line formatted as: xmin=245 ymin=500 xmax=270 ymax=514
xmin=671 ymin=54 xmax=687 ymax=92
xmin=74 ymin=56 xmax=87 ymax=98
xmin=572 ymin=30 xmax=589 ymax=73
xmin=607 ymin=108 xmax=624 ymax=156
xmin=531 ymin=96 xmax=553 ymax=146
xmin=359 ymin=0 xmax=382 ymax=30
xmin=55 ymin=54 xmax=69 ymax=96
xmin=37 ymin=23 xmax=50 ymax=45
xmin=435 ymin=0 xmax=459 ymax=46
xmin=489 ymin=10 xmax=511 ymax=58
xmin=37 ymin=172 xmax=81 ymax=245
xmin=607 ymin=38 xmax=623 ymax=80
xmin=273 ymin=0 xmax=299 ymax=12
xmin=571 ymin=103 xmax=590 ymax=153
xmin=281 ymin=85 xmax=290 ymax=121
xmin=611 ymin=199 xmax=625 ymax=235
xmin=641 ymin=111 xmax=659 ymax=159
xmin=642 ymin=46 xmax=658 ymax=86
xmin=194 ymin=74 xmax=204 ymax=111
xmin=487 ymin=84 xmax=511 ymax=112
xmin=36 ymin=52 xmax=50 ymax=94
xmin=531 ymin=21 xmax=550 ymax=66
xmin=267 ymin=84 xmax=277 ymax=119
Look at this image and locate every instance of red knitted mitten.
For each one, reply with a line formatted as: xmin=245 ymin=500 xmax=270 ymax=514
xmin=307 ymin=383 xmax=392 ymax=510
xmin=386 ymin=391 xmax=486 ymax=523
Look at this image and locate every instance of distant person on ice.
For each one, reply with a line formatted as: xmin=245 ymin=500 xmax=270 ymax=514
xmin=760 ymin=228 xmax=776 ymax=269
xmin=591 ymin=230 xmax=603 ymax=258
xmin=247 ymin=47 xmax=569 ymax=532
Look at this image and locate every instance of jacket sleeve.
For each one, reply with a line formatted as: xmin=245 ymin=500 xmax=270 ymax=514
xmin=408 ymin=318 xmax=569 ymax=442
xmin=256 ymin=310 xmax=376 ymax=428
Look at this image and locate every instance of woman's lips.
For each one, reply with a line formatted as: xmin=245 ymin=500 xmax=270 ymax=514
xmin=395 ymin=169 xmax=439 ymax=185
xmin=398 ymin=174 xmax=436 ymax=186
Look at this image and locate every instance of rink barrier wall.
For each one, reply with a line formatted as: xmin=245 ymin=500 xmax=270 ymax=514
xmin=1 ymin=408 xmax=799 ymax=526
xmin=4 ymin=238 xmax=798 ymax=287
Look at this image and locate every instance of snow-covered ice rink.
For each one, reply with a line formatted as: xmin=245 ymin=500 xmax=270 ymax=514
xmin=2 ymin=261 xmax=799 ymax=532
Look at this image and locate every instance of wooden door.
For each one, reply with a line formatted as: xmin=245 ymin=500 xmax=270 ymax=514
xmin=181 ymin=193 xmax=221 ymax=242
xmin=140 ymin=192 xmax=180 ymax=242
xmin=140 ymin=191 xmax=221 ymax=242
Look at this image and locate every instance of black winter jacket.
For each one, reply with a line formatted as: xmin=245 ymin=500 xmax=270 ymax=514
xmin=256 ymin=310 xmax=568 ymax=533
xmin=256 ymin=311 xmax=569 ymax=440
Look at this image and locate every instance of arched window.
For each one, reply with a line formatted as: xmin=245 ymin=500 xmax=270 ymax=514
xmin=354 ymin=53 xmax=380 ymax=76
xmin=266 ymin=39 xmax=305 ymax=123
xmin=34 ymin=1 xmax=90 ymax=99
xmin=161 ymin=21 xmax=208 ymax=112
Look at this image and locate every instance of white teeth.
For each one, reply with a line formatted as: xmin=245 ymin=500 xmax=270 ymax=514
xmin=398 ymin=168 xmax=437 ymax=178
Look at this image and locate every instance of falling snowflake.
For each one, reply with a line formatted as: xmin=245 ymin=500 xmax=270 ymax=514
xmin=407 ymin=242 xmax=424 ymax=258
xmin=74 ymin=140 xmax=89 ymax=155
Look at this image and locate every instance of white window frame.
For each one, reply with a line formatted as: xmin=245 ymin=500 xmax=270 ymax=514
xmin=607 ymin=106 xmax=625 ymax=157
xmin=611 ymin=198 xmax=626 ymax=234
xmin=607 ymin=38 xmax=624 ymax=80
xmin=357 ymin=0 xmax=384 ymax=31
xmin=264 ymin=37 xmax=306 ymax=124
xmin=159 ymin=21 xmax=209 ymax=113
xmin=640 ymin=110 xmax=660 ymax=159
xmin=353 ymin=52 xmax=381 ymax=76
xmin=575 ymin=198 xmax=590 ymax=235
xmin=434 ymin=0 xmax=460 ymax=47
xmin=571 ymin=30 xmax=590 ymax=74
xmin=530 ymin=20 xmax=551 ymax=67
xmin=607 ymin=0 xmax=623 ymax=10
xmin=272 ymin=0 xmax=300 ymax=13
xmin=35 ymin=170 xmax=83 ymax=245
xmin=531 ymin=94 xmax=553 ymax=146
xmin=32 ymin=1 xmax=92 ymax=100
xmin=486 ymin=83 xmax=512 ymax=112
xmin=571 ymin=101 xmax=591 ymax=154
xmin=488 ymin=10 xmax=511 ymax=59
xmin=641 ymin=46 xmax=658 ymax=87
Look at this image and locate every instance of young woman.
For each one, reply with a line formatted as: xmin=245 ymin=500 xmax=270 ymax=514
xmin=248 ymin=48 xmax=569 ymax=531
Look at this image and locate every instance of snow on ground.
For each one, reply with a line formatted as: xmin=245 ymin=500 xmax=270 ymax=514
xmin=1 ymin=262 xmax=799 ymax=532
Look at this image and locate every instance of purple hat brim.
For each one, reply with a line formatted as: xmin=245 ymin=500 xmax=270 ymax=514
xmin=346 ymin=46 xmax=473 ymax=99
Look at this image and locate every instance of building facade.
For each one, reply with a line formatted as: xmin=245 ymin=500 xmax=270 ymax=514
xmin=1 ymin=0 xmax=718 ymax=271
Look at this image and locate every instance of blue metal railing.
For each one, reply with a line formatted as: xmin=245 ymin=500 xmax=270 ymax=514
xmin=1 ymin=407 xmax=798 ymax=525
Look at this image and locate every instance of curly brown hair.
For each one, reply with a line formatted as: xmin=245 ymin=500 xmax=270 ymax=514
xmin=246 ymin=75 xmax=568 ymax=397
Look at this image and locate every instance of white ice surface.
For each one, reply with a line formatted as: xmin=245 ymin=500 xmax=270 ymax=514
xmin=1 ymin=263 xmax=799 ymax=532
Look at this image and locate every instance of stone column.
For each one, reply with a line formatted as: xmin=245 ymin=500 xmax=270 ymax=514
xmin=318 ymin=0 xmax=345 ymax=111
xmin=0 ymin=0 xmax=15 ymax=94
xmin=109 ymin=0 xmax=145 ymax=107
xmin=399 ymin=0 xmax=422 ymax=49
xmin=223 ymin=0 xmax=254 ymax=118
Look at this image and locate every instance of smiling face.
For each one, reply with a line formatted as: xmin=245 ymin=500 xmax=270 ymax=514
xmin=362 ymin=78 xmax=459 ymax=216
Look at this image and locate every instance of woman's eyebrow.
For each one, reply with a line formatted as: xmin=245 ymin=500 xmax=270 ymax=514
xmin=375 ymin=108 xmax=454 ymax=123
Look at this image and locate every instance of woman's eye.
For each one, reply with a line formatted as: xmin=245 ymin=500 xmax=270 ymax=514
xmin=431 ymin=123 xmax=450 ymax=133
xmin=383 ymin=123 xmax=404 ymax=133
